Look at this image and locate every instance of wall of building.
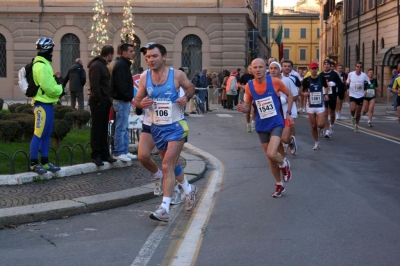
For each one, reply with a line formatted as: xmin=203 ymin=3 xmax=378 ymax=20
xmin=0 ymin=1 xmax=269 ymax=100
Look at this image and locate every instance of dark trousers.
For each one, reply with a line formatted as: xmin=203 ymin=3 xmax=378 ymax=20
xmin=89 ymin=99 xmax=112 ymax=159
xmin=70 ymin=91 xmax=84 ymax=110
xmin=227 ymin=95 xmax=235 ymax=110
xmin=234 ymin=92 xmax=239 ymax=106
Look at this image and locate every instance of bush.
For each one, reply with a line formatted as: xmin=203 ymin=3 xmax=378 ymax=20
xmin=14 ymin=115 xmax=35 ymax=141
xmin=54 ymin=105 xmax=74 ymax=119
xmin=15 ymin=104 xmax=33 ymax=114
xmin=8 ymin=103 xmax=25 ymax=113
xmin=64 ymin=110 xmax=91 ymax=129
xmin=51 ymin=119 xmax=71 ymax=145
xmin=0 ymin=113 xmax=27 ymax=120
xmin=0 ymin=121 xmax=22 ymax=143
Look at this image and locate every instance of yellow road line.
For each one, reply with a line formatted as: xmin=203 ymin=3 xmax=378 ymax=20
xmin=336 ymin=120 xmax=400 ymax=142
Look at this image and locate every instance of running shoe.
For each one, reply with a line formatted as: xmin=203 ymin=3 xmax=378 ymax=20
xmin=302 ymin=107 xmax=306 ymax=113
xmin=329 ymin=124 xmax=334 ymax=134
xmin=368 ymin=121 xmax=372 ymax=127
xmin=170 ymin=189 xmax=181 ymax=205
xmin=280 ymin=158 xmax=292 ymax=182
xmin=42 ymin=162 xmax=61 ymax=172
xmin=185 ymin=184 xmax=197 ymax=211
xmin=272 ymin=184 xmax=285 ymax=198
xmin=337 ymin=112 xmax=341 ymax=120
xmin=251 ymin=122 xmax=255 ymax=131
xmin=324 ymin=130 xmax=331 ymax=139
xmin=288 ymin=136 xmax=297 ymax=156
xmin=351 ymin=117 xmax=356 ymax=126
xmin=30 ymin=164 xmax=47 ymax=174
xmin=312 ymin=142 xmax=320 ymax=150
xmin=154 ymin=178 xmax=163 ymax=196
xmin=149 ymin=206 xmax=169 ymax=222
xmin=247 ymin=124 xmax=251 ymax=133
xmin=318 ymin=128 xmax=324 ymax=138
xmin=354 ymin=125 xmax=359 ymax=133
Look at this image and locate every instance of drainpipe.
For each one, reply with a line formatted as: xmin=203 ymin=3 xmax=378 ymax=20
xmin=398 ymin=0 xmax=400 ymax=45
xmin=376 ymin=0 xmax=384 ymax=97
xmin=39 ymin=0 xmax=44 ymax=37
xmin=345 ymin=1 xmax=348 ymax=67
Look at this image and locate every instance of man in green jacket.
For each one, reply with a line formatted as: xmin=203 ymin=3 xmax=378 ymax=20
xmin=30 ymin=37 xmax=64 ymax=174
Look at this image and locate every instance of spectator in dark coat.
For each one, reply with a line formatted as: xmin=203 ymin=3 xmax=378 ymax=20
xmin=63 ymin=58 xmax=86 ymax=109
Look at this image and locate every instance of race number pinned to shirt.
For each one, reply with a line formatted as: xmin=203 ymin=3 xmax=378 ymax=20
xmin=310 ymin=92 xmax=322 ymax=105
xmin=354 ymin=83 xmax=363 ymax=92
xmin=366 ymin=88 xmax=375 ymax=97
xmin=256 ymin=96 xmax=277 ymax=119
xmin=152 ymin=100 xmax=172 ymax=125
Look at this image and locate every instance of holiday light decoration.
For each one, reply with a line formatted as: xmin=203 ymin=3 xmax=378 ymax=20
xmin=120 ymin=0 xmax=135 ymax=43
xmin=89 ymin=0 xmax=109 ymax=56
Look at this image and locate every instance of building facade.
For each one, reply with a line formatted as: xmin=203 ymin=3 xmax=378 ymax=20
xmin=269 ymin=0 xmax=320 ymax=71
xmin=343 ymin=0 xmax=400 ymax=97
xmin=320 ymin=0 xmax=345 ymax=66
xmin=0 ymin=0 xmax=269 ymax=100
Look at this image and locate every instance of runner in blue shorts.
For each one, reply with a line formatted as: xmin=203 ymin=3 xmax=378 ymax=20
xmin=135 ymin=43 xmax=196 ymax=222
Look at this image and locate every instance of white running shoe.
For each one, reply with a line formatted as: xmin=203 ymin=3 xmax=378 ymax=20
xmin=154 ymin=178 xmax=163 ymax=196
xmin=312 ymin=142 xmax=320 ymax=150
xmin=324 ymin=130 xmax=331 ymax=139
xmin=251 ymin=122 xmax=255 ymax=131
xmin=170 ymin=189 xmax=181 ymax=205
xmin=329 ymin=124 xmax=334 ymax=134
xmin=185 ymin=185 xmax=197 ymax=211
xmin=318 ymin=128 xmax=324 ymax=138
xmin=112 ymin=154 xmax=131 ymax=162
xmin=247 ymin=124 xmax=251 ymax=132
xmin=337 ymin=112 xmax=341 ymax=120
xmin=149 ymin=206 xmax=169 ymax=222
xmin=125 ymin=153 xmax=137 ymax=159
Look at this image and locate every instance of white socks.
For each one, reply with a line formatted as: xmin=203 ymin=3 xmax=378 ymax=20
xmin=179 ymin=176 xmax=192 ymax=195
xmin=153 ymin=169 xmax=163 ymax=179
xmin=161 ymin=197 xmax=171 ymax=212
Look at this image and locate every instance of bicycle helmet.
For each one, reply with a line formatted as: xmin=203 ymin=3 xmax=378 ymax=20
xmin=36 ymin=37 xmax=55 ymax=51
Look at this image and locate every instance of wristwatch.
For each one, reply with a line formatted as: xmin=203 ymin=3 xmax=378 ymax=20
xmin=286 ymin=110 xmax=292 ymax=116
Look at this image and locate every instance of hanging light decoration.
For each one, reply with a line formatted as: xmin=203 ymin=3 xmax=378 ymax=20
xmin=120 ymin=0 xmax=135 ymax=43
xmin=90 ymin=0 xmax=109 ymax=56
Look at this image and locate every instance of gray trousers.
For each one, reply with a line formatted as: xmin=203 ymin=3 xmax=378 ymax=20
xmin=70 ymin=91 xmax=84 ymax=110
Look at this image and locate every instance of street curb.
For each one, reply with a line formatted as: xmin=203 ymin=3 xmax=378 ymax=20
xmin=0 ymin=147 xmax=207 ymax=227
xmin=0 ymin=144 xmax=140 ymax=186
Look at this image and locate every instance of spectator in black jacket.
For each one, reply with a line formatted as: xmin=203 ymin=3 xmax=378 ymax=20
xmin=110 ymin=43 xmax=137 ymax=162
xmin=63 ymin=58 xmax=86 ymax=109
xmin=88 ymin=44 xmax=116 ymax=166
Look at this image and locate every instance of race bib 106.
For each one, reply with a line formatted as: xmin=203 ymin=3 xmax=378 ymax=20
xmin=152 ymin=100 xmax=172 ymax=125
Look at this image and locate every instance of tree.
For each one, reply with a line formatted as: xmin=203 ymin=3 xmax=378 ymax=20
xmin=120 ymin=0 xmax=135 ymax=43
xmin=89 ymin=0 xmax=109 ymax=56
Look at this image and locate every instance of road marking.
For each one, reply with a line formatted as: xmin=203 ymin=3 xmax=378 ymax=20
xmin=131 ymin=204 xmax=184 ymax=266
xmin=170 ymin=143 xmax=225 ymax=266
xmin=216 ymin=114 xmax=233 ymax=117
xmin=335 ymin=121 xmax=400 ymax=143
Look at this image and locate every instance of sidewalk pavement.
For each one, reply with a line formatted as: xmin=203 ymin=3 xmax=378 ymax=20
xmin=0 ymin=146 xmax=207 ymax=228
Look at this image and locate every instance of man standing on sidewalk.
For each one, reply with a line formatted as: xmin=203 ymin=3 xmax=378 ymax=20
xmin=111 ymin=43 xmax=137 ymax=162
xmin=88 ymin=45 xmax=116 ymax=166
xmin=237 ymin=58 xmax=294 ymax=198
xmin=199 ymin=68 xmax=208 ymax=112
xmin=135 ymin=43 xmax=197 ymax=222
xmin=62 ymin=58 xmax=86 ymax=110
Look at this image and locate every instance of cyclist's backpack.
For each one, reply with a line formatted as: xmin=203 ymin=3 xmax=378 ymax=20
xmin=18 ymin=59 xmax=44 ymax=97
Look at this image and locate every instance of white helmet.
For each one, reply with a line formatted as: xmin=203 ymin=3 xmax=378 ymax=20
xmin=36 ymin=37 xmax=55 ymax=51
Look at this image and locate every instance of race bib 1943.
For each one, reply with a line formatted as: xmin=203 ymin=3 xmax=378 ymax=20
xmin=152 ymin=100 xmax=172 ymax=125
xmin=256 ymin=96 xmax=277 ymax=119
xmin=354 ymin=83 xmax=363 ymax=92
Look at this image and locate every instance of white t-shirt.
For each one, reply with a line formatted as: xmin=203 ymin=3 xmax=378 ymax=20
xmin=280 ymin=76 xmax=298 ymax=119
xmin=347 ymin=71 xmax=370 ymax=99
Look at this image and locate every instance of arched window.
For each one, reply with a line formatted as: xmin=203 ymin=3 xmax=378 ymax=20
xmin=122 ymin=34 xmax=141 ymax=74
xmin=0 ymin=34 xmax=6 ymax=77
xmin=61 ymin=34 xmax=80 ymax=77
xmin=181 ymin=34 xmax=202 ymax=79
xmin=372 ymin=40 xmax=375 ymax=69
xmin=381 ymin=38 xmax=384 ymax=49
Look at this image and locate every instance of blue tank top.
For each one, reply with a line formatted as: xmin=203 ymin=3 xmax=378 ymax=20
xmin=145 ymin=68 xmax=184 ymax=125
xmin=249 ymin=75 xmax=284 ymax=132
xmin=307 ymin=76 xmax=324 ymax=108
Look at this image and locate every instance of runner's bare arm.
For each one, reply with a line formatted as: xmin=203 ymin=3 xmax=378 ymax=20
xmin=134 ymin=73 xmax=153 ymax=109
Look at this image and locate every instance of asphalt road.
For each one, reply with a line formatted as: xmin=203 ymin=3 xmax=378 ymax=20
xmin=0 ymin=105 xmax=399 ymax=266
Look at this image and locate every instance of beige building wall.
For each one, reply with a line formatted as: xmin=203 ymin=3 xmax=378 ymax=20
xmin=0 ymin=0 xmax=269 ymax=100
xmin=343 ymin=0 xmax=399 ymax=98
